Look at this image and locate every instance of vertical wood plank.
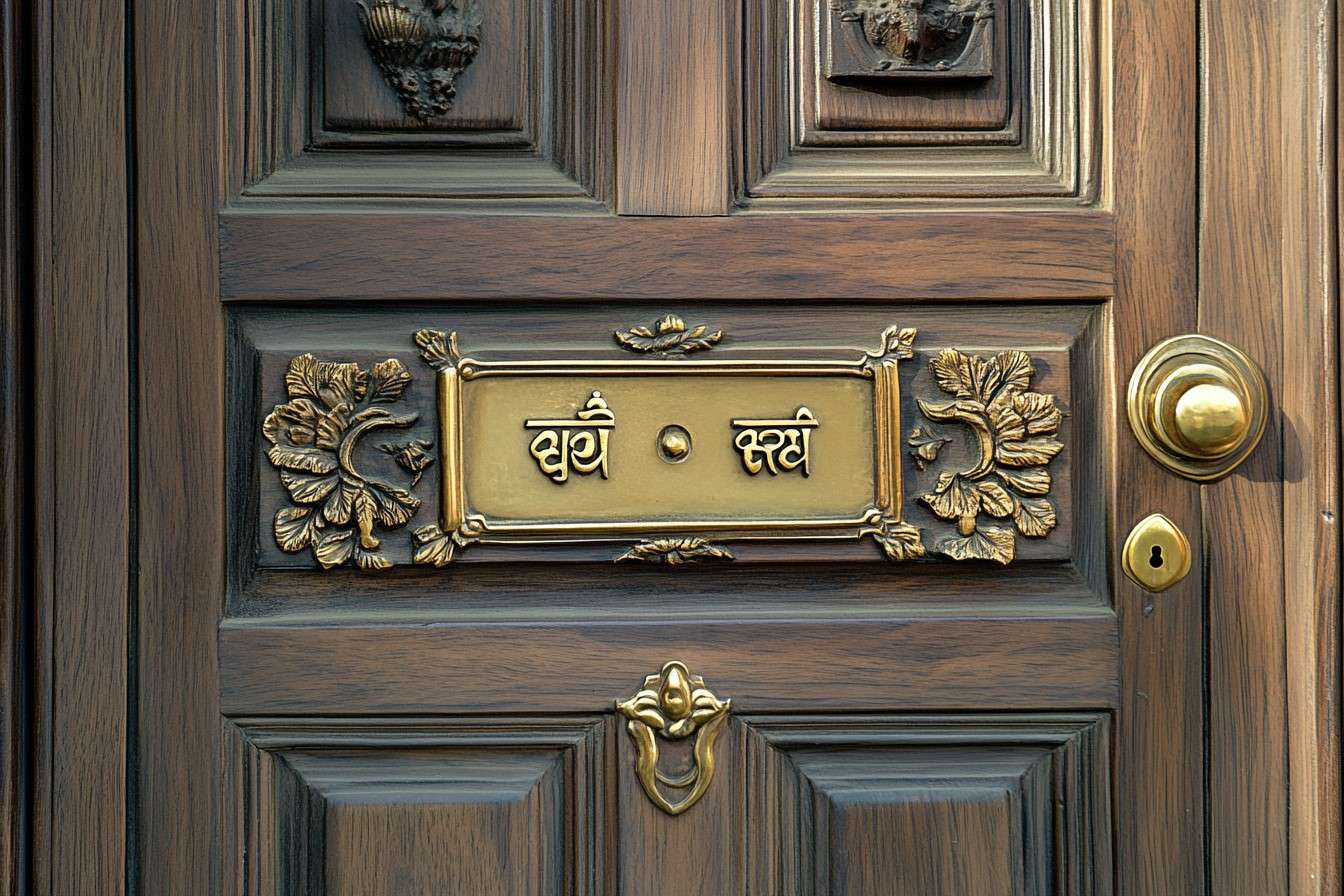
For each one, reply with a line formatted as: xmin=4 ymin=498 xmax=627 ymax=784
xmin=1200 ymin=1 xmax=1290 ymax=893
xmin=134 ymin=0 xmax=223 ymax=886
xmin=32 ymin=0 xmax=131 ymax=888
xmin=616 ymin=0 xmax=732 ymax=215
xmin=1281 ymin=2 xmax=1340 ymax=893
xmin=0 ymin=0 xmax=28 ymax=887
xmin=617 ymin=721 xmax=742 ymax=895
xmin=1111 ymin=0 xmax=1205 ymax=891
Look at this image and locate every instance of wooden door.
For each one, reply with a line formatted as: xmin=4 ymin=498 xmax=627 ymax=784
xmin=17 ymin=0 xmax=1341 ymax=892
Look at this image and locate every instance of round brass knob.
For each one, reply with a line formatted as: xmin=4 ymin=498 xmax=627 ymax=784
xmin=1172 ymin=383 xmax=1248 ymax=455
xmin=1128 ymin=335 xmax=1267 ymax=481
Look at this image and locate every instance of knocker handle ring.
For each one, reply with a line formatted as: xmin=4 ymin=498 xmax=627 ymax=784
xmin=615 ymin=661 xmax=731 ymax=816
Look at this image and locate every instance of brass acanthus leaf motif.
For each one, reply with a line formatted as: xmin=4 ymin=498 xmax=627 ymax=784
xmin=264 ymin=353 xmax=424 ymax=569
xmin=914 ymin=348 xmax=1063 ymax=564
xmin=907 ymin=424 xmax=951 ymax=470
xmin=414 ymin=327 xmax=462 ymax=371
xmin=859 ymin=511 xmax=927 ymax=561
xmin=411 ymin=516 xmax=485 ymax=567
xmin=862 ymin=324 xmax=918 ymax=368
xmin=832 ymin=0 xmax=992 ymax=71
xmin=614 ymin=315 xmax=722 ymax=356
xmin=355 ymin=0 xmax=483 ymax=122
xmin=616 ymin=537 xmax=735 ymax=565
xmin=378 ymin=438 xmax=434 ymax=486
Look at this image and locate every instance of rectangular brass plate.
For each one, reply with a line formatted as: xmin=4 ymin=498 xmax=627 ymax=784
xmin=414 ymin=325 xmax=924 ymax=563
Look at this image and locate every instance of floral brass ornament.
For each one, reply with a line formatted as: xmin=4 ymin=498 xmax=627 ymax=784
xmin=617 ymin=537 xmax=735 ymax=565
xmin=913 ymin=348 xmax=1063 ymax=564
xmin=355 ymin=0 xmax=482 ymax=121
xmin=264 ymin=354 xmax=424 ymax=569
xmin=827 ymin=0 xmax=994 ymax=80
xmin=613 ymin=314 xmax=722 ymax=356
xmin=616 ymin=662 xmax=731 ymax=816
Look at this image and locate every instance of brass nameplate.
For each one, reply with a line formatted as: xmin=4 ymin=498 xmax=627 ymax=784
xmin=410 ymin=324 xmax=925 ymax=564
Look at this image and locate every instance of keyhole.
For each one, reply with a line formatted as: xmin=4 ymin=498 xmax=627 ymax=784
xmin=1148 ymin=544 xmax=1165 ymax=569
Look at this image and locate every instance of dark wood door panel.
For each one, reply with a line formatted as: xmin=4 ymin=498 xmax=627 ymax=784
xmin=217 ymin=211 xmax=1114 ymax=301
xmin=222 ymin=718 xmax=611 ymax=895
xmin=743 ymin=714 xmax=1112 ymax=895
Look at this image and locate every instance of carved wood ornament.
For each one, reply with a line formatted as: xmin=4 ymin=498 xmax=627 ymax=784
xmin=828 ymin=0 xmax=994 ymax=79
xmin=355 ymin=0 xmax=482 ymax=121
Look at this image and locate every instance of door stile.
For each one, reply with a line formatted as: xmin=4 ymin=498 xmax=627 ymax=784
xmin=1112 ymin=0 xmax=1207 ymax=892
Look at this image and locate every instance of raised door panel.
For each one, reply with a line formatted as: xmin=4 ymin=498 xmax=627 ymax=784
xmin=745 ymin=715 xmax=1112 ymax=895
xmin=222 ymin=719 xmax=611 ymax=896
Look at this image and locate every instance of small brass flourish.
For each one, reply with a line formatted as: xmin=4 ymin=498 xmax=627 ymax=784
xmin=616 ymin=662 xmax=731 ymax=816
xmin=613 ymin=314 xmax=722 ymax=355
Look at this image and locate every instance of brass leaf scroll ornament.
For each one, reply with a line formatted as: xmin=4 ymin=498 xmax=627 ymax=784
xmin=614 ymin=314 xmax=722 ymax=356
xmin=616 ymin=538 xmax=735 ymax=565
xmin=616 ymin=662 xmax=731 ymax=816
xmin=356 ymin=0 xmax=482 ymax=121
xmin=914 ymin=349 xmax=1063 ymax=564
xmin=264 ymin=354 xmax=423 ymax=569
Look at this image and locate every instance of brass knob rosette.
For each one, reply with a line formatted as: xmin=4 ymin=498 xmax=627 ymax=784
xmin=1127 ymin=335 xmax=1267 ymax=481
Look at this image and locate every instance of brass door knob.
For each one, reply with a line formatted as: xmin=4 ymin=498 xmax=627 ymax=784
xmin=1128 ymin=335 xmax=1267 ymax=481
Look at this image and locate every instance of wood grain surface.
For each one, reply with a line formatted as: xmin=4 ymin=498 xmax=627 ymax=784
xmin=133 ymin=0 xmax=224 ymax=887
xmin=1110 ymin=0 xmax=1206 ymax=891
xmin=0 ymin=0 xmax=26 ymax=887
xmin=219 ymin=209 xmax=1116 ymax=300
xmin=30 ymin=0 xmax=131 ymax=888
xmin=1200 ymin=2 xmax=1289 ymax=892
xmin=218 ymin=614 xmax=1121 ymax=714
xmin=615 ymin=0 xmax=732 ymax=214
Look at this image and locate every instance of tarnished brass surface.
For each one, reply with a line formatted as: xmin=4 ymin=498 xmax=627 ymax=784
xmin=1122 ymin=513 xmax=1192 ymax=593
xmin=615 ymin=662 xmax=730 ymax=816
xmin=411 ymin=324 xmax=925 ymax=564
xmin=1127 ymin=334 xmax=1267 ymax=481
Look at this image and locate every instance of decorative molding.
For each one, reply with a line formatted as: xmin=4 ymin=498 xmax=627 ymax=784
xmin=355 ymin=0 xmax=483 ymax=121
xmin=615 ymin=662 xmax=731 ymax=816
xmin=263 ymin=353 xmax=424 ymax=569
xmin=613 ymin=314 xmax=722 ymax=355
xmin=827 ymin=0 xmax=994 ymax=79
xmin=912 ymin=348 xmax=1063 ymax=564
xmin=615 ymin=537 xmax=735 ymax=565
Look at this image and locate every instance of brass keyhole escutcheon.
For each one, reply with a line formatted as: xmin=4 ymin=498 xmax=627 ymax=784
xmin=1122 ymin=513 xmax=1192 ymax=593
xmin=1127 ymin=335 xmax=1267 ymax=481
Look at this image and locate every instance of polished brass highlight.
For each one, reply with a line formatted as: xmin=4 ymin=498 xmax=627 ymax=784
xmin=616 ymin=662 xmax=731 ymax=815
xmin=731 ymin=407 xmax=818 ymax=477
xmin=614 ymin=314 xmax=722 ymax=355
xmin=616 ymin=538 xmax=735 ymax=564
xmin=524 ymin=391 xmax=615 ymax=483
xmin=1122 ymin=513 xmax=1192 ymax=592
xmin=656 ymin=425 xmax=693 ymax=464
xmin=913 ymin=349 xmax=1064 ymax=564
xmin=264 ymin=353 xmax=424 ymax=569
xmin=1127 ymin=335 xmax=1268 ymax=481
xmin=411 ymin=324 xmax=926 ymax=564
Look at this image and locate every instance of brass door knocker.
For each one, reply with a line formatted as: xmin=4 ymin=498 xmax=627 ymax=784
xmin=615 ymin=661 xmax=730 ymax=816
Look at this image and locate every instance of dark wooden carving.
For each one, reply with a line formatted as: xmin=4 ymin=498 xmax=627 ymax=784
xmin=355 ymin=0 xmax=483 ymax=121
xmin=826 ymin=0 xmax=994 ymax=81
